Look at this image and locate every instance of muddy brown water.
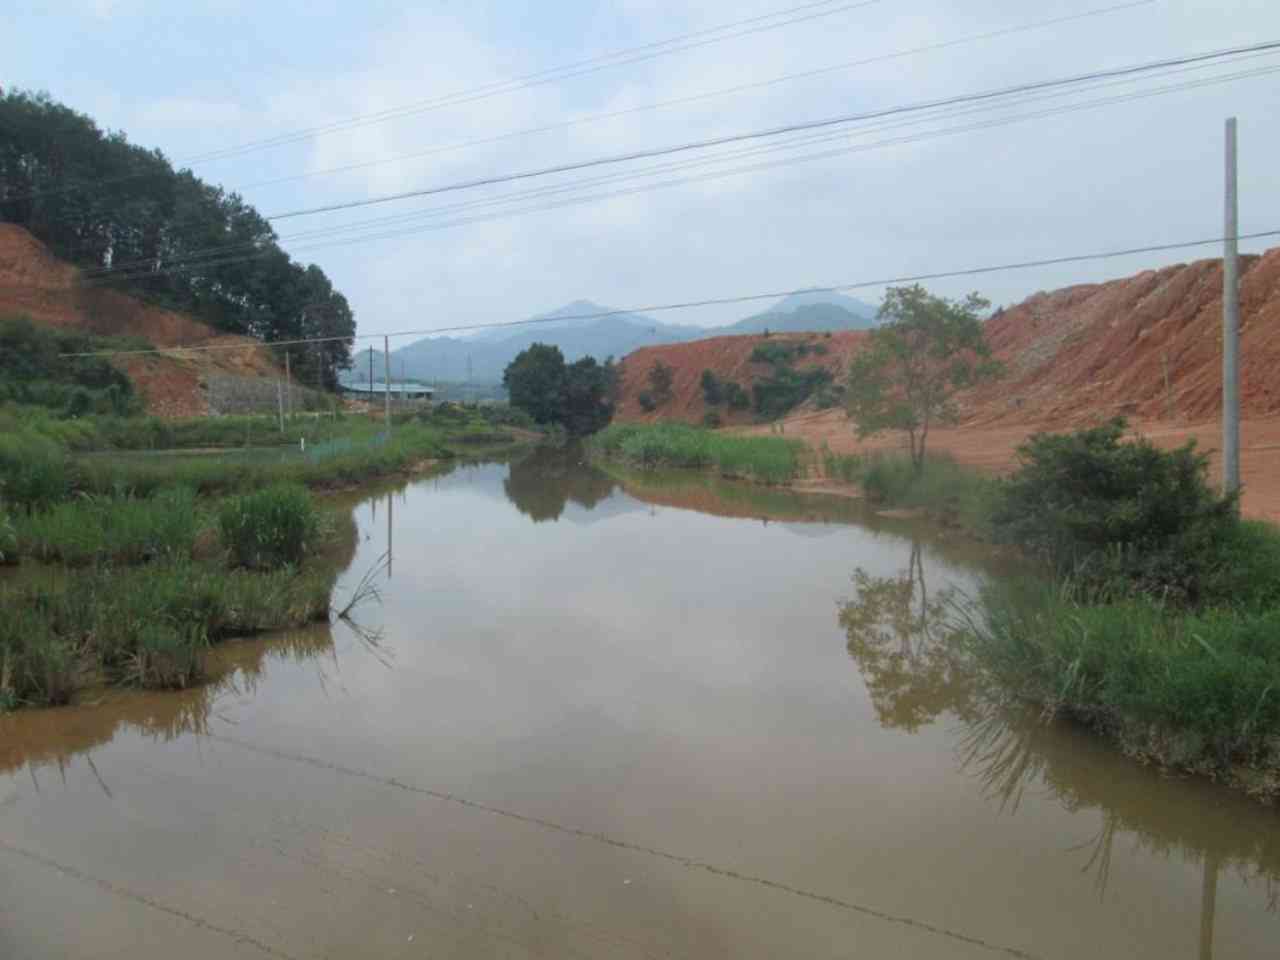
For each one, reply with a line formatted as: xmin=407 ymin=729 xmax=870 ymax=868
xmin=1 ymin=451 xmax=1277 ymax=959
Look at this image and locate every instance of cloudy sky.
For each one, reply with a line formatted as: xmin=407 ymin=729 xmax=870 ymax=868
xmin=6 ymin=0 xmax=1280 ymax=342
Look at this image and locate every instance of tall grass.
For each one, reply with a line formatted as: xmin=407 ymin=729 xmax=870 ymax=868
xmin=591 ymin=422 xmax=803 ymax=483
xmin=962 ymin=580 xmax=1280 ymax=789
xmin=219 ymin=483 xmax=323 ymax=569
xmin=13 ymin=486 xmax=201 ymax=565
xmin=0 ymin=561 xmax=335 ymax=704
xmin=72 ymin=422 xmax=452 ymax=496
xmin=824 ymin=449 xmax=999 ymax=534
xmin=0 ymin=429 xmax=69 ymax=509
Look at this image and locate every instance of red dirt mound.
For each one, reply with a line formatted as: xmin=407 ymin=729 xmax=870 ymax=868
xmin=961 ymin=247 xmax=1280 ymax=426
xmin=616 ymin=330 xmax=867 ymax=425
xmin=0 ymin=224 xmax=284 ymax=416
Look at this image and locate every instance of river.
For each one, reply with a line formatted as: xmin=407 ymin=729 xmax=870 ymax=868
xmin=1 ymin=450 xmax=1276 ymax=958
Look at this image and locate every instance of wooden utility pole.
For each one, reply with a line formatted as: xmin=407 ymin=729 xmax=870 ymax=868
xmin=1163 ymin=351 xmax=1174 ymax=421
xmin=383 ymin=335 xmax=392 ymax=432
xmin=1222 ymin=117 xmax=1240 ymax=496
xmin=285 ymin=351 xmax=292 ymax=421
xmin=275 ymin=379 xmax=284 ymax=432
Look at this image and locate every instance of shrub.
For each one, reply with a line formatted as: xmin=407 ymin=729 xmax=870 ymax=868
xmin=637 ymin=390 xmax=657 ymax=412
xmin=0 ymin=505 xmax=14 ymax=563
xmin=813 ymin=383 xmax=844 ymax=409
xmin=646 ymin=361 xmax=674 ymax=406
xmin=724 ymin=382 xmax=750 ymax=410
xmin=751 ymin=341 xmax=796 ymax=365
xmin=219 ymin=483 xmax=323 ymax=569
xmin=751 ymin=366 xmax=832 ymax=419
xmin=700 ymin=369 xmax=724 ymax=406
xmin=991 ymin=419 xmax=1238 ymax=604
xmin=0 ymin=314 xmax=144 ymax=416
xmin=0 ymin=430 xmax=68 ymax=509
xmin=702 ymin=411 xmax=723 ymax=428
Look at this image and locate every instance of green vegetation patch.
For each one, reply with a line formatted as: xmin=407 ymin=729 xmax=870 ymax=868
xmin=219 ymin=483 xmax=325 ymax=569
xmin=0 ymin=315 xmax=144 ymax=417
xmin=13 ymin=486 xmax=201 ymax=566
xmin=591 ymin=422 xmax=802 ymax=484
xmin=823 ymin=448 xmax=999 ymax=535
xmin=991 ymin=418 xmax=1243 ymax=607
xmin=0 ymin=561 xmax=333 ymax=704
xmin=963 ymin=581 xmax=1280 ymax=793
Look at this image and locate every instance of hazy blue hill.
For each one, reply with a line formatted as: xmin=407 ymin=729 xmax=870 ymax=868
xmin=372 ymin=294 xmax=878 ymax=386
xmin=767 ymin=290 xmax=877 ymax=317
xmin=719 ymin=302 xmax=876 ymax=336
xmin=377 ymin=301 xmax=702 ymax=384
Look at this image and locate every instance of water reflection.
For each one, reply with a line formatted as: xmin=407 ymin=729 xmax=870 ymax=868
xmin=503 ymin=444 xmax=618 ymax=522
xmin=839 ymin=541 xmax=977 ymax=732
xmin=841 ymin=549 xmax=1280 ymax=959
xmin=0 ymin=625 xmax=336 ymax=780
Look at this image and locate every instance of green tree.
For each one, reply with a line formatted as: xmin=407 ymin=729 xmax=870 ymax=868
xmin=0 ymin=89 xmax=356 ymax=377
xmin=846 ymin=285 xmax=1000 ymax=473
xmin=647 ymin=360 xmax=674 ymax=407
xmin=561 ymin=356 xmax=616 ymax=437
xmin=503 ymin=343 xmax=567 ymax=425
xmin=502 ymin=345 xmax=615 ymax=436
xmin=700 ymin=369 xmax=724 ymax=406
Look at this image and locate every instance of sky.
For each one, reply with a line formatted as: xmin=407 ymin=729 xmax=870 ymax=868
xmin=5 ymin=0 xmax=1280 ymax=344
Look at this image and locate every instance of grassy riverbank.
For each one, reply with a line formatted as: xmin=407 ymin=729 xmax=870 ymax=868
xmin=590 ymin=422 xmax=804 ymax=483
xmin=835 ymin=421 xmax=1280 ymax=801
xmin=0 ymin=405 xmax=526 ymax=710
xmin=821 ymin=447 xmax=999 ymax=534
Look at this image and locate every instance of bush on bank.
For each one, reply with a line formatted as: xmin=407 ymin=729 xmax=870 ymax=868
xmin=219 ymin=483 xmax=323 ymax=569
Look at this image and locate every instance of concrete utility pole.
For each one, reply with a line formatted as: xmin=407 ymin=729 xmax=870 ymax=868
xmin=1222 ymin=117 xmax=1241 ymax=496
xmin=383 ymin=335 xmax=392 ymax=432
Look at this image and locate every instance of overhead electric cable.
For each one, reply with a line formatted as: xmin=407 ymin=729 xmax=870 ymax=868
xmin=262 ymin=39 xmax=1280 ymax=222
xmin=79 ymin=53 xmax=1280 ymax=283
xmin=231 ymin=0 xmax=1158 ymax=193
xmin=59 ymin=228 xmax=1280 ymax=357
xmin=180 ymin=0 xmax=880 ymax=164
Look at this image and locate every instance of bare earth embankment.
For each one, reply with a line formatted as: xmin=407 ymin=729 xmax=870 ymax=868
xmin=711 ymin=247 xmax=1280 ymax=521
xmin=0 ymin=224 xmax=285 ymax=416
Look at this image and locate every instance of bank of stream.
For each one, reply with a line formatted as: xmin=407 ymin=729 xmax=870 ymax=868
xmin=1 ymin=449 xmax=1276 ymax=959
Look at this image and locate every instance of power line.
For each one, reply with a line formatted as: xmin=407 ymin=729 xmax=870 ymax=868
xmin=80 ymin=4 xmax=1195 ymax=281
xmin=79 ymin=56 xmax=1279 ymax=285
xmin=262 ymin=39 xmax=1280 ymax=222
xmin=59 ymin=228 xmax=1280 ymax=357
xmin=4 ymin=0 xmax=1152 ymax=212
xmin=180 ymin=0 xmax=879 ymax=164
xmin=4 ymin=0 xmax=880 ymax=205
xmin=231 ymin=0 xmax=1157 ymax=194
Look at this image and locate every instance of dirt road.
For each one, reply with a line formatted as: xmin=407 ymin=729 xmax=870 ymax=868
xmin=746 ymin=410 xmax=1280 ymax=523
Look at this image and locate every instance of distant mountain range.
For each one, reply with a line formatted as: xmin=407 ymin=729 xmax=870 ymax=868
xmin=349 ymin=294 xmax=877 ymax=385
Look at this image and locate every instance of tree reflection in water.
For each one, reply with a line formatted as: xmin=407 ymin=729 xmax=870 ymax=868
xmin=503 ymin=444 xmax=617 ymax=522
xmin=840 ymin=545 xmax=1279 ymax=959
xmin=839 ymin=540 xmax=977 ymax=732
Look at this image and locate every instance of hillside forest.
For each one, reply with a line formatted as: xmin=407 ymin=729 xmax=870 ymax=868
xmin=0 ymin=89 xmax=355 ymax=389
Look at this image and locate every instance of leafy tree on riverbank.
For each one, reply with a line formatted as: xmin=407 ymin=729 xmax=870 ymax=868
xmin=846 ymin=285 xmax=1001 ymax=473
xmin=502 ymin=343 xmax=616 ymax=435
